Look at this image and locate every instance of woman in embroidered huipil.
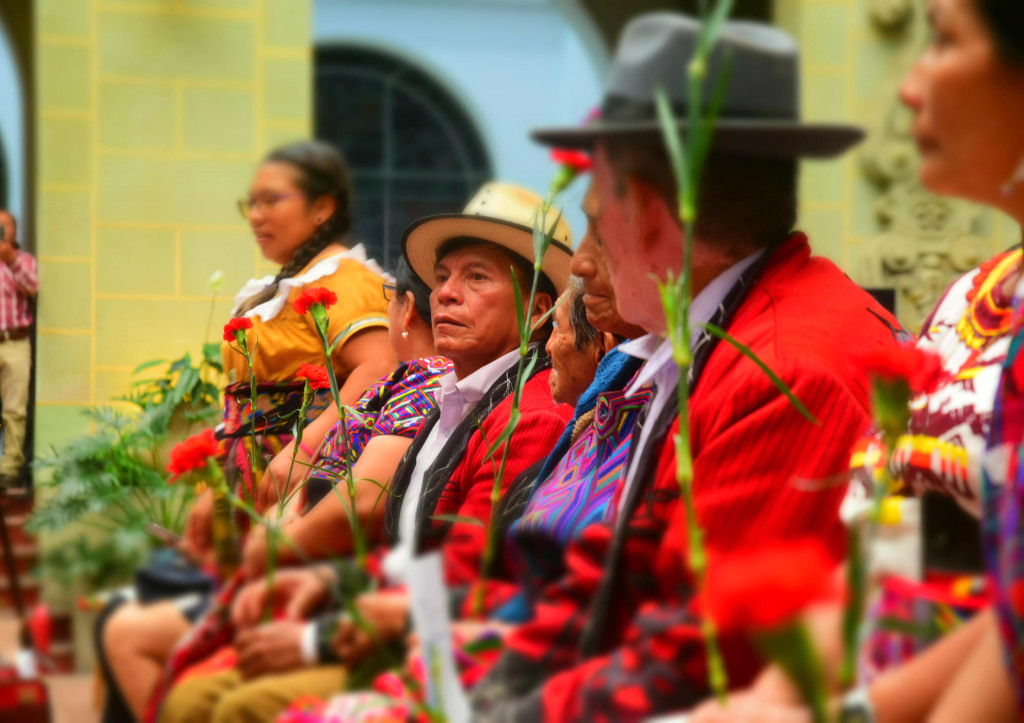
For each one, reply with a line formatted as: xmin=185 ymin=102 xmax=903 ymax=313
xmin=209 ymin=141 xmax=396 ymax=539
xmin=844 ymin=248 xmax=1018 ymax=681
xmin=844 ymin=0 xmax=1024 ymax=716
xmin=690 ymin=0 xmax=1024 ymax=720
xmin=99 ymin=141 xmax=399 ymax=723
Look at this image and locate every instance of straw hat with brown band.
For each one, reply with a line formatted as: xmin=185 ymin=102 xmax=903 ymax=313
xmin=402 ymin=182 xmax=573 ymax=297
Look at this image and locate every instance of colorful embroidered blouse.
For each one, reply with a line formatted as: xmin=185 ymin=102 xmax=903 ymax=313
xmin=983 ymin=265 xmax=1024 ymax=715
xmin=309 ymin=356 xmax=454 ymax=482
xmin=845 ymin=249 xmax=1019 ymax=681
xmin=221 ymin=245 xmax=391 ymax=384
xmin=507 ymin=383 xmax=653 ymax=603
xmin=847 ymin=249 xmax=1019 ymax=517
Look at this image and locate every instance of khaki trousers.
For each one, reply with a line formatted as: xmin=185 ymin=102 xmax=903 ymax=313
xmin=160 ymin=665 xmax=347 ymax=723
xmin=0 ymin=337 xmax=30 ymax=476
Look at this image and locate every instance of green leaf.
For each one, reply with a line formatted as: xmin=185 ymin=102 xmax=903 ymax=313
xmin=691 ymin=50 xmax=734 ymax=188
xmin=202 ymin=342 xmax=223 ymax=367
xmin=701 ymin=322 xmax=819 ymax=424
xmin=515 ymin=356 xmax=539 ymax=398
xmin=704 ymin=0 xmax=737 ymax=56
xmin=430 ymin=514 xmax=485 ymax=527
xmin=132 ymin=358 xmax=168 ymax=375
xmin=481 ymin=408 xmax=522 ymax=464
xmin=168 ymin=365 xmax=201 ymax=408
xmin=510 ymin=266 xmax=527 ymax=340
xmin=168 ymin=353 xmax=193 ymax=374
xmin=533 ymin=205 xmax=562 ymax=262
xmin=530 ymin=292 xmax=565 ymax=333
xmin=655 ymin=87 xmax=689 ymax=212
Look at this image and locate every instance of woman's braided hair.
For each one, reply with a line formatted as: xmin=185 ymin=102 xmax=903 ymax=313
xmin=235 ymin=141 xmax=354 ymax=315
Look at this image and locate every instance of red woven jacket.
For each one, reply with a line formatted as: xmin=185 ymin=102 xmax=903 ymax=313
xmin=473 ymin=234 xmax=905 ymax=722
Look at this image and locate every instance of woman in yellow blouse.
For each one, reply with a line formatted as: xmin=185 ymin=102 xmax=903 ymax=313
xmin=99 ymin=141 xmax=397 ymax=722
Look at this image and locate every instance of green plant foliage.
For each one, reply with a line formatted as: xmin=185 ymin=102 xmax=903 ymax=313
xmin=28 ymin=350 xmax=222 ymax=592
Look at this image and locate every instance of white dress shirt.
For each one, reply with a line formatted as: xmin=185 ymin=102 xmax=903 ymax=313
xmin=615 ymin=251 xmax=763 ymax=520
xmin=382 ymin=347 xmax=525 ymax=585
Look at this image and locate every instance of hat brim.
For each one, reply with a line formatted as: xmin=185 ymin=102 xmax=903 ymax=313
xmin=532 ymin=118 xmax=864 ymax=158
xmin=402 ymin=214 xmax=573 ymax=297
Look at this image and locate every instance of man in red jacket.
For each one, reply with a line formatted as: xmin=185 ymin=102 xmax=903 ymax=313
xmin=470 ymin=14 xmax=907 ymax=722
xmin=157 ymin=183 xmax=575 ymax=723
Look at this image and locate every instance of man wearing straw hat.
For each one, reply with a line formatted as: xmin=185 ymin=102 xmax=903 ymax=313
xmin=472 ymin=12 xmax=905 ymax=722
xmin=158 ymin=182 xmax=574 ymax=723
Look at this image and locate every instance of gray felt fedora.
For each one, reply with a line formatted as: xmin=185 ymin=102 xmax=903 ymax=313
xmin=533 ymin=12 xmax=863 ymax=158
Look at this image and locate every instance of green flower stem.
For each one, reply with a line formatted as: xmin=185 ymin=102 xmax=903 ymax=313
xmin=279 ymin=384 xmax=314 ymax=516
xmin=311 ymin=305 xmax=367 ymax=572
xmin=840 ymin=525 xmax=864 ymax=687
xmin=653 ymin=0 xmax=737 ymax=702
xmin=263 ymin=524 xmax=279 ymax=623
xmin=473 ymin=312 xmax=533 ymax=617
xmin=842 ymin=378 xmax=909 ymax=686
xmin=472 ymin=205 xmax=555 ymax=618
xmin=661 ymin=265 xmax=728 ymax=704
xmin=428 ymin=643 xmax=447 ymax=722
xmin=205 ymin=458 xmax=241 ymax=579
xmin=232 ymin=328 xmax=261 ymax=510
xmin=200 ymin=292 xmax=218 ymax=400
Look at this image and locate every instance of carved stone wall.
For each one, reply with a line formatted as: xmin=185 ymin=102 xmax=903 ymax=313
xmin=853 ymin=0 xmax=1001 ymax=332
xmin=776 ymin=0 xmax=1020 ymax=335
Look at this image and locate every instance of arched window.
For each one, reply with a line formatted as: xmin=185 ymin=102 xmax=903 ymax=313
xmin=315 ymin=47 xmax=492 ymax=269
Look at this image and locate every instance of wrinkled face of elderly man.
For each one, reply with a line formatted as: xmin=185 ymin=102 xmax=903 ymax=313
xmin=430 ymin=241 xmax=552 ymax=379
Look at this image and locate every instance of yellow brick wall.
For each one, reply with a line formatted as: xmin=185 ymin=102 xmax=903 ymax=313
xmin=35 ymin=0 xmax=312 ymax=456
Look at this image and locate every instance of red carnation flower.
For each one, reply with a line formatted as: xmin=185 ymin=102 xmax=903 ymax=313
xmin=856 ymin=345 xmax=944 ymax=394
xmin=296 ymin=363 xmax=330 ymax=391
xmin=293 ymin=287 xmax=338 ymax=316
xmin=703 ymin=539 xmax=839 ymax=632
xmin=550 ymin=148 xmax=593 ymax=174
xmin=167 ymin=429 xmax=220 ymax=482
xmin=223 ymin=317 xmax=253 ymax=343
